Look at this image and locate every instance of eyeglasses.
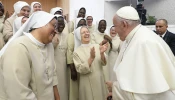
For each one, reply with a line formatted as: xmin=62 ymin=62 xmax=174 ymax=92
xmin=48 ymin=22 xmax=58 ymax=30
xmin=54 ymin=23 xmax=58 ymax=30
xmin=87 ymin=19 xmax=93 ymax=20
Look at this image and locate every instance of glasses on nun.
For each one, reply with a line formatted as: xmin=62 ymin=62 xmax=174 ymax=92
xmin=87 ymin=18 xmax=93 ymax=20
xmin=54 ymin=23 xmax=58 ymax=30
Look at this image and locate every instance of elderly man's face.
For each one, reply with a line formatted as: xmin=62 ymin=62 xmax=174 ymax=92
xmin=113 ymin=15 xmax=124 ymax=41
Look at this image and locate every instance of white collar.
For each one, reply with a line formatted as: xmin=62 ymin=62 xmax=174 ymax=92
xmin=97 ymin=30 xmax=105 ymax=35
xmin=161 ymin=30 xmax=167 ymax=38
xmin=125 ymin=24 xmax=141 ymax=43
xmin=87 ymin=24 xmax=93 ymax=27
xmin=25 ymin=32 xmax=45 ymax=47
xmin=81 ymin=43 xmax=90 ymax=47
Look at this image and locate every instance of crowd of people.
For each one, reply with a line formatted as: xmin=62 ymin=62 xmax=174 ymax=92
xmin=0 ymin=1 xmax=175 ymax=100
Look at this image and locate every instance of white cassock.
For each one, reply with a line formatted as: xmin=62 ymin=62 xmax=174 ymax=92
xmin=112 ymin=24 xmax=175 ymax=100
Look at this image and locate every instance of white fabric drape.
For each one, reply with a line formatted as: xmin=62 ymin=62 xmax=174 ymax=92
xmin=13 ymin=16 xmax=24 ymax=34
xmin=74 ymin=27 xmax=82 ymax=50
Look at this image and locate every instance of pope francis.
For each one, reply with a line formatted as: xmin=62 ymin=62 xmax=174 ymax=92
xmin=106 ymin=6 xmax=175 ymax=100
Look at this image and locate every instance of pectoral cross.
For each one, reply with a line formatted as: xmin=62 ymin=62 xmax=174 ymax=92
xmin=46 ymin=68 xmax=49 ymax=80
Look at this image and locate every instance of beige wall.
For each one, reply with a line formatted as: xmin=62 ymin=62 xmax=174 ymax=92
xmin=57 ymin=0 xmax=69 ymax=15
xmin=57 ymin=0 xmax=69 ymax=21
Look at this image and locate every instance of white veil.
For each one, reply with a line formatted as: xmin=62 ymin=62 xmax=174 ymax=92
xmin=0 ymin=11 xmax=56 ymax=57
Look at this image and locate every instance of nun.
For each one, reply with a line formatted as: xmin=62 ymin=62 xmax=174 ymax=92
xmin=3 ymin=1 xmax=30 ymax=43
xmin=0 ymin=2 xmax=4 ymax=50
xmin=13 ymin=16 xmax=29 ymax=34
xmin=107 ymin=26 xmax=121 ymax=81
xmin=66 ymin=17 xmax=86 ymax=100
xmin=68 ymin=7 xmax=86 ymax=33
xmin=0 ymin=11 xmax=60 ymax=100
xmin=91 ymin=19 xmax=107 ymax=44
xmin=50 ymin=7 xmax=63 ymax=15
xmin=50 ymin=7 xmax=69 ymax=35
xmin=91 ymin=19 xmax=111 ymax=81
xmin=52 ymin=15 xmax=69 ymax=100
xmin=86 ymin=15 xmax=95 ymax=34
xmin=30 ymin=2 xmax=42 ymax=14
xmin=73 ymin=26 xmax=108 ymax=100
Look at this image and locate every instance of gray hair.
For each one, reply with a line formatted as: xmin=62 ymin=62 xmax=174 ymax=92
xmin=116 ymin=15 xmax=141 ymax=26
xmin=156 ymin=19 xmax=168 ymax=25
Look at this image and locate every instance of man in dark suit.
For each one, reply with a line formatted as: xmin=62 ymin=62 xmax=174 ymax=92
xmin=136 ymin=4 xmax=147 ymax=25
xmin=155 ymin=19 xmax=175 ymax=56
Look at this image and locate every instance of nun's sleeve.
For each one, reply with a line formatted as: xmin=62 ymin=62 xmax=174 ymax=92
xmin=0 ymin=23 xmax=5 ymax=50
xmin=73 ymin=52 xmax=92 ymax=74
xmin=3 ymin=19 xmax=13 ymax=43
xmin=53 ymin=61 xmax=58 ymax=86
xmin=90 ymin=33 xmax=96 ymax=44
xmin=68 ymin=21 xmax=74 ymax=33
xmin=66 ymin=32 xmax=74 ymax=64
xmin=2 ymin=44 xmax=37 ymax=99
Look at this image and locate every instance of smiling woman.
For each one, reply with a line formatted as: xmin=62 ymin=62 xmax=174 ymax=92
xmin=52 ymin=15 xmax=69 ymax=100
xmin=30 ymin=2 xmax=42 ymax=14
xmin=2 ymin=0 xmax=57 ymax=14
xmin=73 ymin=26 xmax=108 ymax=100
xmin=91 ymin=19 xmax=112 ymax=82
xmin=0 ymin=11 xmax=60 ymax=100
xmin=91 ymin=19 xmax=107 ymax=44
xmin=3 ymin=1 xmax=30 ymax=43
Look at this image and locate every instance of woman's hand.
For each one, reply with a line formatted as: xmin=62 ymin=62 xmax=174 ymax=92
xmin=100 ymin=43 xmax=108 ymax=54
xmin=90 ymin=47 xmax=95 ymax=59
